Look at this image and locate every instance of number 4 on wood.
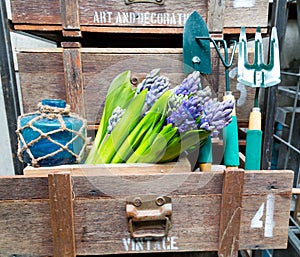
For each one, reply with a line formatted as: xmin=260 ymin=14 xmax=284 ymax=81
xmin=251 ymin=193 xmax=275 ymax=238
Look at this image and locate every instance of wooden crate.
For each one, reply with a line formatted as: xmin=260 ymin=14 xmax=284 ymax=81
xmin=10 ymin=0 xmax=270 ymax=36
xmin=16 ymin=44 xmax=256 ymax=125
xmin=0 ymin=167 xmax=294 ymax=256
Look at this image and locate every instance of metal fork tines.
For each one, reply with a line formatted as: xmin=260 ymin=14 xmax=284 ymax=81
xmin=238 ymin=27 xmax=281 ymax=88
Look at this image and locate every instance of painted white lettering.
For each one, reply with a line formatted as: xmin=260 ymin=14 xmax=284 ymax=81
xmin=94 ymin=11 xmax=113 ymax=24
xmin=170 ymin=236 xmax=178 ymax=250
xmin=100 ymin=11 xmax=107 ymax=23
xmin=146 ymin=238 xmax=151 ymax=251
xmin=137 ymin=13 xmax=143 ymax=24
xmin=150 ymin=13 xmax=157 ymax=24
xmin=183 ymin=13 xmax=190 ymax=24
xmin=93 ymin=11 xmax=99 ymax=23
xmin=163 ymin=13 xmax=170 ymax=25
xmin=93 ymin=10 xmax=191 ymax=26
xmin=135 ymin=239 xmax=144 ymax=251
xmin=265 ymin=193 xmax=275 ymax=238
xmin=122 ymin=238 xmax=131 ymax=251
xmin=250 ymin=194 xmax=275 ymax=238
xmin=107 ymin=11 xmax=113 ymax=23
xmin=116 ymin=12 xmax=123 ymax=24
xmin=144 ymin=12 xmax=150 ymax=25
xmin=122 ymin=12 xmax=130 ymax=24
xmin=177 ymin=13 xmax=183 ymax=25
xmin=251 ymin=203 xmax=264 ymax=228
xmin=169 ymin=13 xmax=177 ymax=25
xmin=122 ymin=236 xmax=179 ymax=252
xmin=157 ymin=13 xmax=163 ymax=24
xmin=130 ymin=12 xmax=136 ymax=24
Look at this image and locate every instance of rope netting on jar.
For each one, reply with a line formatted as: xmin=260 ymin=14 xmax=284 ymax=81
xmin=16 ymin=102 xmax=87 ymax=167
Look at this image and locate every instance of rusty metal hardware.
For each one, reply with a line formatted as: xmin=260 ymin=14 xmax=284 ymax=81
xmin=125 ymin=0 xmax=164 ymax=5
xmin=126 ymin=195 xmax=172 ymax=238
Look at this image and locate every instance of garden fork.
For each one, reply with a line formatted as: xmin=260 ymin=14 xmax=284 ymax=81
xmin=238 ymin=26 xmax=280 ymax=88
xmin=238 ymin=27 xmax=281 ymax=170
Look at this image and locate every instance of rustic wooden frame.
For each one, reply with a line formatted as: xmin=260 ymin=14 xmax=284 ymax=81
xmin=0 ymin=168 xmax=293 ymax=256
xmin=10 ymin=0 xmax=270 ymax=36
xmin=16 ymin=46 xmax=258 ymax=125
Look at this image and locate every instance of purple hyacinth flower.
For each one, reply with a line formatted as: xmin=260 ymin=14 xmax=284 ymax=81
xmin=174 ymin=71 xmax=201 ymax=96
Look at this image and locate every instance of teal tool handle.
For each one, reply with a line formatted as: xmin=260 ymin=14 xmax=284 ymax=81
xmin=245 ymin=130 xmax=262 ymax=170
xmin=198 ymin=136 xmax=212 ymax=163
xmin=223 ymin=116 xmax=240 ymax=167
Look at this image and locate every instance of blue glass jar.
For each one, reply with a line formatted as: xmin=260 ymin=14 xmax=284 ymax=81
xmin=17 ymin=99 xmax=86 ymax=167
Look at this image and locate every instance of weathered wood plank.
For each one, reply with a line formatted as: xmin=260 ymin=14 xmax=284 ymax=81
xmin=0 ymin=170 xmax=293 ymax=255
xmin=1 ymin=170 xmax=293 ymax=200
xmin=24 ymin=157 xmax=191 ymax=176
xmin=0 ymin=200 xmax=53 ymax=256
xmin=48 ymin=173 xmax=76 ymax=257
xmin=224 ymin=0 xmax=269 ymax=28
xmin=207 ymin=0 xmax=225 ymax=32
xmin=0 ymin=176 xmax=49 ymax=200
xmin=218 ymin=169 xmax=245 ymax=257
xmin=0 ymin=189 xmax=292 ymax=255
xmin=10 ymin=0 xmax=269 ymax=33
xmin=17 ymin=51 xmax=66 ymax=115
xmin=62 ymin=42 xmax=86 ymax=117
xmin=16 ymin=48 xmax=256 ymax=124
xmin=60 ymin=0 xmax=81 ymax=36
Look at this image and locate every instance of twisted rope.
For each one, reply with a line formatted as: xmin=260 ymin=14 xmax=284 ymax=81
xmin=16 ymin=103 xmax=87 ymax=167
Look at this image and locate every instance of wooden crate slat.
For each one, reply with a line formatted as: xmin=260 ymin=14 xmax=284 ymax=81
xmin=62 ymin=42 xmax=86 ymax=118
xmin=48 ymin=173 xmax=76 ymax=257
xmin=60 ymin=0 xmax=81 ymax=36
xmin=224 ymin=0 xmax=269 ymax=28
xmin=0 ymin=176 xmax=49 ymax=200
xmin=207 ymin=0 xmax=225 ymax=33
xmin=0 ymin=170 xmax=294 ymax=255
xmin=0 ymin=200 xmax=53 ymax=255
xmin=10 ymin=0 xmax=269 ymax=34
xmin=218 ymin=169 xmax=245 ymax=257
xmin=16 ymin=48 xmax=256 ymax=124
xmin=240 ymin=194 xmax=292 ymax=249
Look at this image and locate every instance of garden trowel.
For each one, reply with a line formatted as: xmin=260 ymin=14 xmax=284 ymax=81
xmin=183 ymin=11 xmax=239 ymax=170
xmin=183 ymin=11 xmax=211 ymax=74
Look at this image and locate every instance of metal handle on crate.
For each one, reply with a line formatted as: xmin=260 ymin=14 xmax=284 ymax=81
xmin=126 ymin=195 xmax=172 ymax=238
xmin=125 ymin=0 xmax=164 ymax=5
xmin=128 ymin=216 xmax=171 ymax=238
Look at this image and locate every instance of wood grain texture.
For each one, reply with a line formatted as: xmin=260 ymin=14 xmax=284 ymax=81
xmin=224 ymin=0 xmax=269 ymax=28
xmin=62 ymin=43 xmax=86 ymax=117
xmin=17 ymin=51 xmax=66 ymax=114
xmin=48 ymin=173 xmax=76 ymax=257
xmin=17 ymin=48 xmax=256 ymax=124
xmin=24 ymin=156 xmax=192 ymax=177
xmin=218 ymin=169 xmax=245 ymax=257
xmin=10 ymin=0 xmax=269 ymax=33
xmin=60 ymin=0 xmax=80 ymax=30
xmin=207 ymin=0 xmax=225 ymax=32
xmin=0 ymin=170 xmax=294 ymax=256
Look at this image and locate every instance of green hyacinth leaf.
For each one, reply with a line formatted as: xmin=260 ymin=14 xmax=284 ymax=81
xmin=85 ymin=70 xmax=134 ymax=164
xmin=93 ymin=90 xmax=147 ymax=163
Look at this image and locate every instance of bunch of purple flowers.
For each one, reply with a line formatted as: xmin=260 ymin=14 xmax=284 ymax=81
xmin=86 ymin=69 xmax=234 ymax=164
xmin=167 ymin=72 xmax=234 ymax=136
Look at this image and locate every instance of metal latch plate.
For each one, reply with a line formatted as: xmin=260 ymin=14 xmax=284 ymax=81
xmin=126 ymin=195 xmax=172 ymax=238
